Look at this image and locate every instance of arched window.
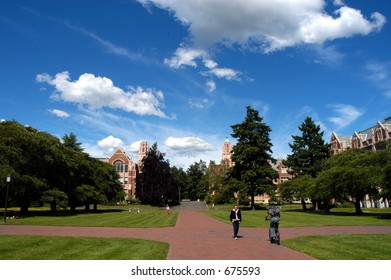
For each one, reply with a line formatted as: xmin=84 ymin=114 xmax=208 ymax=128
xmin=114 ymin=160 xmax=124 ymax=172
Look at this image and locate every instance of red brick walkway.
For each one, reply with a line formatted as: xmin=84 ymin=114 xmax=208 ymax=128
xmin=1 ymin=209 xmax=391 ymax=260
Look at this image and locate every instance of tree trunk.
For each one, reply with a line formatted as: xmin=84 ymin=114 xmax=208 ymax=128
xmin=301 ymin=198 xmax=307 ymax=211
xmin=251 ymin=193 xmax=255 ymax=210
xmin=20 ymin=205 xmax=29 ymax=215
xmin=93 ymin=203 xmax=98 ymax=212
xmin=354 ymin=198 xmax=363 ymax=215
xmin=50 ymin=202 xmax=57 ymax=213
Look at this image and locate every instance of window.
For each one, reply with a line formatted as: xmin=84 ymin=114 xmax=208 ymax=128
xmin=114 ymin=160 xmax=124 ymax=172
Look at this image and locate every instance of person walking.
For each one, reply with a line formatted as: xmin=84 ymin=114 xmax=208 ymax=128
xmin=230 ymin=205 xmax=242 ymax=240
xmin=265 ymin=204 xmax=280 ymax=244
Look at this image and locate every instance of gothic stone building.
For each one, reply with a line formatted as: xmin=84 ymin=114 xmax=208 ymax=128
xmin=103 ymin=140 xmax=148 ymax=200
xmin=330 ymin=116 xmax=391 ymax=208
xmin=330 ymin=116 xmax=391 ymax=154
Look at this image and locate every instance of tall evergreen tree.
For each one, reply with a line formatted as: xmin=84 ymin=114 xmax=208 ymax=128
xmin=283 ymin=117 xmax=331 ymax=210
xmin=170 ymin=166 xmax=187 ymax=203
xmin=62 ymin=132 xmax=83 ymax=152
xmin=137 ymin=143 xmax=173 ymax=206
xmin=230 ymin=106 xmax=278 ymax=209
xmin=186 ymin=160 xmax=208 ymax=201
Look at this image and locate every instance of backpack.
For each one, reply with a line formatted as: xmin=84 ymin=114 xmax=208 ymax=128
xmin=268 ymin=206 xmax=279 ymax=217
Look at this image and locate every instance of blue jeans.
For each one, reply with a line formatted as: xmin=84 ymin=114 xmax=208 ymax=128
xmin=232 ymin=221 xmax=240 ymax=237
xmin=269 ymin=216 xmax=280 ymax=238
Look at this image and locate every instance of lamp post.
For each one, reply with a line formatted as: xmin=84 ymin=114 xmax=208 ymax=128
xmin=3 ymin=176 xmax=11 ymax=224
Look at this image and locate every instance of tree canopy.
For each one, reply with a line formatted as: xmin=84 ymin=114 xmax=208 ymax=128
xmin=0 ymin=121 xmax=124 ymax=213
xmin=283 ymin=117 xmax=331 ymax=210
xmin=229 ymin=106 xmax=278 ymax=208
xmin=316 ymin=148 xmax=383 ymax=214
xmin=137 ymin=143 xmax=177 ymax=206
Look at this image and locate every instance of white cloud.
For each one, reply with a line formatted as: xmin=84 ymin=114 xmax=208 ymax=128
xmin=97 ymin=135 xmax=124 ymax=154
xmin=188 ymin=98 xmax=209 ymax=109
xmin=164 ymin=47 xmax=206 ymax=68
xmin=128 ymin=141 xmax=143 ymax=153
xmin=36 ymin=71 xmax=169 ymax=118
xmin=165 ymin=136 xmax=215 ymax=152
xmin=138 ymin=0 xmax=386 ymax=52
xmin=206 ymin=80 xmax=216 ymax=92
xmin=48 ymin=109 xmax=70 ymax=118
xmin=164 ymin=48 xmax=242 ymax=82
xmin=207 ymin=67 xmax=241 ymax=81
xmin=333 ymin=0 xmax=345 ymax=6
xmin=327 ymin=104 xmax=363 ymax=129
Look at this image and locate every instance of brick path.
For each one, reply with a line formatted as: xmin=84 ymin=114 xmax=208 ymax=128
xmin=1 ymin=203 xmax=391 ymax=260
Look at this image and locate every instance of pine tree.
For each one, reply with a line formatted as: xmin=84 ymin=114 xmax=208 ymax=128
xmin=137 ymin=143 xmax=173 ymax=206
xmin=230 ymin=106 xmax=278 ymax=209
xmin=62 ymin=132 xmax=83 ymax=152
xmin=283 ymin=117 xmax=331 ymax=210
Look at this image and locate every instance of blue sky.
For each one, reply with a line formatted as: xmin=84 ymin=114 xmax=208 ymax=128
xmin=1 ymin=0 xmax=390 ymax=169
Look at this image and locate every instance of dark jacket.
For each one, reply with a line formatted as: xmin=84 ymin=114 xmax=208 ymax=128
xmin=230 ymin=208 xmax=242 ymax=222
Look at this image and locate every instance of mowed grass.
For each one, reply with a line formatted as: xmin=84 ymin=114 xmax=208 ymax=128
xmin=205 ymin=206 xmax=391 ymax=259
xmin=283 ymin=234 xmax=391 ymax=260
xmin=203 ymin=206 xmax=391 ymax=227
xmin=0 ymin=208 xmax=174 ymax=260
xmin=2 ymin=208 xmax=178 ymax=228
xmin=0 ymin=235 xmax=168 ymax=260
xmin=2 ymin=205 xmax=391 ymax=260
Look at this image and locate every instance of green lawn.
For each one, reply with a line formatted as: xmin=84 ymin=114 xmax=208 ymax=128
xmin=0 ymin=235 xmax=168 ymax=260
xmin=203 ymin=206 xmax=391 ymax=227
xmin=2 ymin=208 xmax=178 ymax=228
xmin=2 ymin=205 xmax=391 ymax=260
xmin=283 ymin=234 xmax=391 ymax=260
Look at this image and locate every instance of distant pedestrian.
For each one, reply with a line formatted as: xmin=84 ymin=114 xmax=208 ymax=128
xmin=265 ymin=204 xmax=280 ymax=244
xmin=166 ymin=204 xmax=170 ymax=215
xmin=229 ymin=205 xmax=242 ymax=240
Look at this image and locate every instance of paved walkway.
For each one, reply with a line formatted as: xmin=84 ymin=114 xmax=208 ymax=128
xmin=1 ymin=202 xmax=391 ymax=260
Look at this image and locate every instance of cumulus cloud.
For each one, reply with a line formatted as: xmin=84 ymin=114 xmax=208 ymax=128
xmin=138 ymin=0 xmax=386 ymax=52
xmin=97 ymin=135 xmax=124 ymax=154
xmin=128 ymin=140 xmax=143 ymax=153
xmin=164 ymin=47 xmax=242 ymax=84
xmin=36 ymin=71 xmax=169 ymax=118
xmin=165 ymin=136 xmax=215 ymax=152
xmin=327 ymin=104 xmax=363 ymax=129
xmin=164 ymin=47 xmax=206 ymax=68
xmin=48 ymin=109 xmax=70 ymax=118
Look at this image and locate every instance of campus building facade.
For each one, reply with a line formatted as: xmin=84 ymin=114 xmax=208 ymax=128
xmin=102 ymin=140 xmax=149 ymax=200
xmin=330 ymin=116 xmax=391 ymax=208
xmin=330 ymin=116 xmax=391 ymax=154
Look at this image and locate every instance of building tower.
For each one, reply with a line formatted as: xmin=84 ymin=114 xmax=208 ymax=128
xmin=138 ymin=140 xmax=149 ymax=168
xmin=222 ymin=137 xmax=233 ymax=167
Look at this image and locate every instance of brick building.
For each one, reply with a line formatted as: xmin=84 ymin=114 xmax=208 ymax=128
xmin=331 ymin=116 xmax=391 ymax=154
xmin=330 ymin=116 xmax=391 ymax=208
xmin=102 ymin=140 xmax=148 ymax=200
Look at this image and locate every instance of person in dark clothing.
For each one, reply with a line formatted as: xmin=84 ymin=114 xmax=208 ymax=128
xmin=265 ymin=204 xmax=280 ymax=244
xmin=229 ymin=205 xmax=242 ymax=240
